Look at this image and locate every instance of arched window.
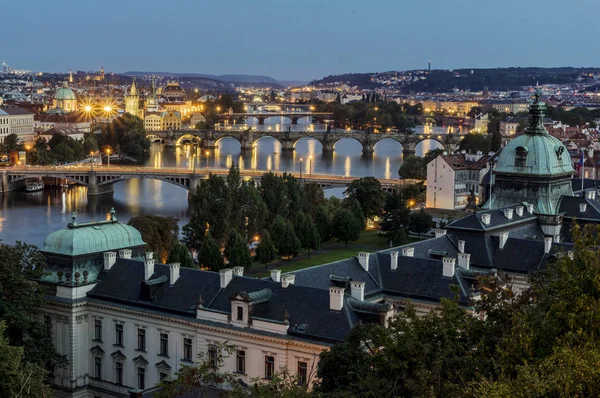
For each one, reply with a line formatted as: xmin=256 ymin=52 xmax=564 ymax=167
xmin=515 ymin=146 xmax=528 ymax=168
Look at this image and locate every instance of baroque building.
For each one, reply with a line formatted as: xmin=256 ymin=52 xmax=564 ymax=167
xmin=52 ymin=82 xmax=78 ymax=113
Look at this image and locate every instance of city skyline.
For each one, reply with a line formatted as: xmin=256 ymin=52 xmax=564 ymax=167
xmin=4 ymin=0 xmax=600 ymax=81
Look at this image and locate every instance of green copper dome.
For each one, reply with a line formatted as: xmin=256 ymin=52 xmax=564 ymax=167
xmin=42 ymin=213 xmax=146 ymax=257
xmin=55 ymin=81 xmax=77 ymax=101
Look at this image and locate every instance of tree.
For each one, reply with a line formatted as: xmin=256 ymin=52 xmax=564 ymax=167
xmin=345 ymin=177 xmax=385 ymax=220
xmin=1 ymin=133 xmax=20 ymax=155
xmin=314 ymin=206 xmax=332 ymax=242
xmin=490 ymin=130 xmax=502 ymax=151
xmin=294 ymin=213 xmax=321 ymax=257
xmin=380 ymin=190 xmax=411 ymax=246
xmin=459 ymin=133 xmax=490 ymax=153
xmin=255 ymin=230 xmax=276 ymax=271
xmin=167 ymin=241 xmax=194 ymax=268
xmin=343 ymin=197 xmax=366 ymax=229
xmin=0 ymin=242 xmax=65 ymax=379
xmin=260 ymin=172 xmax=289 ymax=221
xmin=224 ymin=231 xmax=252 ymax=269
xmin=198 ymin=233 xmax=223 ymax=271
xmin=128 ymin=215 xmax=179 ymax=262
xmin=82 ymin=132 xmax=98 ymax=154
xmin=271 ymin=217 xmax=301 ymax=258
xmin=399 ymin=155 xmax=426 ymax=179
xmin=332 ymin=209 xmax=362 ymax=247
xmin=27 ymin=138 xmax=54 ymax=165
xmin=408 ymin=208 xmax=432 ymax=238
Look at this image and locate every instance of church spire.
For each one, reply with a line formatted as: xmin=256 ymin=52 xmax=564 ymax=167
xmin=525 ymin=86 xmax=547 ymax=135
xmin=130 ymin=77 xmax=138 ymax=96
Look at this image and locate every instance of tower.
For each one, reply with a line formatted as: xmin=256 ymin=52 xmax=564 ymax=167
xmin=100 ymin=66 xmax=105 ymax=80
xmin=69 ymin=69 xmax=73 ymax=83
xmin=125 ymin=78 xmax=140 ymax=117
xmin=146 ymin=76 xmax=159 ymax=112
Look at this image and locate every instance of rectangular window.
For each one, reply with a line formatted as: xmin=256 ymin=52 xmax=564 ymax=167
xmin=208 ymin=345 xmax=218 ymax=368
xmin=298 ymin=361 xmax=308 ymax=386
xmin=184 ymin=338 xmax=192 ymax=361
xmin=236 ymin=306 xmax=244 ymax=321
xmin=94 ymin=357 xmax=102 ymax=379
xmin=115 ymin=324 xmax=123 ymax=346
xmin=265 ymin=356 xmax=275 ymax=379
xmin=94 ymin=319 xmax=102 ymax=341
xmin=236 ymin=350 xmax=246 ymax=374
xmin=137 ymin=367 xmax=145 ymax=390
xmin=137 ymin=328 xmax=145 ymax=351
xmin=44 ymin=315 xmax=52 ymax=338
xmin=115 ymin=362 xmax=123 ymax=385
xmin=160 ymin=333 xmax=169 ymax=356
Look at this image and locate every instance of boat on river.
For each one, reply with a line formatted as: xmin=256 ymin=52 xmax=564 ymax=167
xmin=26 ymin=180 xmax=44 ymax=192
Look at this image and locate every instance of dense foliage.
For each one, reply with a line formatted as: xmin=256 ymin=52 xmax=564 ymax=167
xmin=315 ymin=101 xmax=415 ymax=131
xmin=128 ymin=214 xmax=180 ymax=263
xmin=98 ymin=113 xmax=150 ymax=159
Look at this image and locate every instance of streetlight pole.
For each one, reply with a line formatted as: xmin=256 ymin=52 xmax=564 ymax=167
xmin=299 ymin=158 xmax=303 ymax=180
xmin=309 ymin=155 xmax=313 ymax=175
xmin=106 ymin=148 xmax=111 ymax=166
xmin=205 ymin=150 xmax=210 ymax=170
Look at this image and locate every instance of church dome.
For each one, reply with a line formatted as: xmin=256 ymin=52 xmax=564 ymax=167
xmin=160 ymin=81 xmax=187 ymax=101
xmin=494 ymin=91 xmax=574 ymax=177
xmin=55 ymin=81 xmax=77 ymax=101
xmin=41 ymin=212 xmax=146 ymax=257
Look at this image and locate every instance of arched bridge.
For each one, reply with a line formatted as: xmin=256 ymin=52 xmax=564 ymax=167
xmin=219 ymin=112 xmax=333 ymax=125
xmin=150 ymin=130 xmax=465 ymax=156
xmin=2 ymin=166 xmax=414 ymax=197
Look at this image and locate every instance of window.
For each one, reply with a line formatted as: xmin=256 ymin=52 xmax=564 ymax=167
xmin=115 ymin=362 xmax=123 ymax=385
xmin=94 ymin=320 xmax=102 ymax=341
xmin=236 ymin=350 xmax=246 ymax=374
xmin=160 ymin=333 xmax=169 ymax=356
xmin=44 ymin=315 xmax=52 ymax=338
xmin=208 ymin=345 xmax=218 ymax=368
xmin=184 ymin=338 xmax=193 ymax=361
xmin=137 ymin=328 xmax=145 ymax=351
xmin=159 ymin=372 xmax=168 ymax=381
xmin=94 ymin=357 xmax=102 ymax=379
xmin=137 ymin=367 xmax=145 ymax=390
xmin=264 ymin=356 xmax=275 ymax=379
xmin=115 ymin=324 xmax=123 ymax=346
xmin=515 ymin=146 xmax=528 ymax=168
xmin=236 ymin=306 xmax=244 ymax=321
xmin=298 ymin=361 xmax=308 ymax=386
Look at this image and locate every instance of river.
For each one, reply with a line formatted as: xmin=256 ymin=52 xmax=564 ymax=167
xmin=0 ymin=123 xmax=467 ymax=246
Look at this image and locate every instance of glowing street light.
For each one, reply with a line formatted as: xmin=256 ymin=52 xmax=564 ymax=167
xmin=105 ymin=147 xmax=112 ymax=166
xmin=103 ymin=105 xmax=113 ymax=113
xmin=309 ymin=155 xmax=313 ymax=175
xmin=205 ymin=150 xmax=210 ymax=169
xmin=299 ymin=157 xmax=303 ymax=180
xmin=84 ymin=105 xmax=92 ymax=113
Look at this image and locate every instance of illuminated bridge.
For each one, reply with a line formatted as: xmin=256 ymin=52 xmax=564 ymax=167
xmin=219 ymin=112 xmax=333 ymax=125
xmin=2 ymin=166 xmax=418 ymax=196
xmin=146 ymin=130 xmax=465 ymax=156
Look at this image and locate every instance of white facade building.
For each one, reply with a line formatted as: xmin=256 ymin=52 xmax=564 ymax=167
xmin=426 ymin=152 xmax=490 ymax=210
xmin=0 ymin=106 xmax=35 ymax=143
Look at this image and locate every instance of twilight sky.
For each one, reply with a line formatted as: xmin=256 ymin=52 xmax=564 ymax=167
xmin=3 ymin=0 xmax=599 ymax=81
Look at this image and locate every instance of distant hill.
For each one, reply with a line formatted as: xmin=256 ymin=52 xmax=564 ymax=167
xmin=311 ymin=67 xmax=600 ymax=92
xmin=123 ymin=71 xmax=280 ymax=85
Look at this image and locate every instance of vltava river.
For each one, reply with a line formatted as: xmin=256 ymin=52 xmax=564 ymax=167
xmin=0 ymin=124 xmax=463 ymax=246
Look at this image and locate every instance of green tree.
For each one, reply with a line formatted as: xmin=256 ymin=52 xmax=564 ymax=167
xmin=255 ymin=230 xmax=276 ymax=271
xmin=167 ymin=241 xmax=194 ymax=268
xmin=198 ymin=232 xmax=223 ymax=271
xmin=313 ymin=205 xmax=332 ymax=242
xmin=332 ymin=209 xmax=362 ymax=247
xmin=260 ymin=172 xmax=289 ymax=221
xmin=186 ymin=174 xmax=232 ymax=245
xmin=128 ymin=214 xmax=179 ymax=262
xmin=294 ymin=213 xmax=321 ymax=257
xmin=0 ymin=242 xmax=65 ymax=378
xmin=1 ymin=133 xmax=20 ymax=154
xmin=224 ymin=231 xmax=252 ymax=269
xmin=399 ymin=155 xmax=426 ymax=179
xmin=459 ymin=133 xmax=490 ymax=153
xmin=408 ymin=208 xmax=432 ymax=238
xmin=27 ymin=138 xmax=54 ymax=165
xmin=380 ymin=190 xmax=411 ymax=246
xmin=490 ymin=130 xmax=502 ymax=151
xmin=343 ymin=197 xmax=366 ymax=229
xmin=344 ymin=177 xmax=385 ymax=220
xmin=82 ymin=132 xmax=98 ymax=154
xmin=271 ymin=217 xmax=301 ymax=258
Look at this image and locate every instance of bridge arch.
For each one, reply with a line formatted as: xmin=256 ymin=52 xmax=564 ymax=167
xmin=251 ymin=135 xmax=282 ymax=150
xmin=214 ymin=135 xmax=243 ymax=147
xmin=293 ymin=136 xmax=324 ymax=149
xmin=175 ymin=133 xmax=202 ymax=146
xmin=146 ymin=134 xmax=163 ymax=143
xmin=414 ymin=136 xmax=446 ymax=155
xmin=373 ymin=136 xmax=405 ymax=151
xmin=332 ymin=136 xmax=364 ymax=151
xmin=97 ymin=176 xmax=192 ymax=191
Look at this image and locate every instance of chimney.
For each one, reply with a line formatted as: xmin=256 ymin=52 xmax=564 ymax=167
xmin=503 ymin=208 xmax=514 ymax=220
xmin=401 ymin=247 xmax=414 ymax=257
xmin=103 ymin=251 xmax=117 ymax=270
xmin=442 ymin=257 xmax=455 ymax=278
xmin=499 ymin=232 xmax=509 ymax=249
xmin=526 ymin=203 xmax=534 ymax=214
xmin=270 ymin=269 xmax=281 ymax=282
xmin=144 ymin=253 xmax=155 ymax=280
xmin=585 ymin=190 xmax=596 ymax=200
xmin=350 ymin=281 xmax=365 ymax=301
xmin=434 ymin=229 xmax=447 ymax=238
xmin=588 ymin=147 xmax=594 ymax=159
xmin=169 ymin=263 xmax=180 ymax=285
xmin=580 ymin=203 xmax=587 ymax=213
xmin=329 ymin=286 xmax=344 ymax=311
xmin=457 ymin=253 xmax=470 ymax=270
xmin=118 ymin=249 xmax=132 ymax=259
xmin=544 ymin=237 xmax=553 ymax=254
xmin=357 ymin=252 xmax=370 ymax=272
xmin=390 ymin=251 xmax=399 ymax=270
xmin=481 ymin=213 xmax=491 ymax=225
xmin=515 ymin=206 xmax=524 ymax=217
xmin=219 ymin=268 xmax=233 ymax=288
xmin=281 ymin=274 xmax=295 ymax=288
xmin=232 ymin=266 xmax=244 ymax=277
xmin=458 ymin=240 xmax=465 ymax=253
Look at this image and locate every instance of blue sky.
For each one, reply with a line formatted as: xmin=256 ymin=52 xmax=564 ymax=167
xmin=3 ymin=0 xmax=599 ymax=80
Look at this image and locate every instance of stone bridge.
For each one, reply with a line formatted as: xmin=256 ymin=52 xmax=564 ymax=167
xmin=2 ymin=166 xmax=414 ymax=196
xmin=219 ymin=112 xmax=333 ymax=125
xmin=147 ymin=130 xmax=464 ymax=156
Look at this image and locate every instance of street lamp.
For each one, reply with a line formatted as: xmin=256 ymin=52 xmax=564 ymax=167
xmin=299 ymin=157 xmax=303 ymax=180
xmin=105 ymin=147 xmax=112 ymax=166
xmin=309 ymin=155 xmax=313 ymax=175
xmin=205 ymin=150 xmax=210 ymax=170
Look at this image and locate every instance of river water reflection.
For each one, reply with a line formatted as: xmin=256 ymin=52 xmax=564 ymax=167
xmin=0 ymin=124 xmax=466 ymax=246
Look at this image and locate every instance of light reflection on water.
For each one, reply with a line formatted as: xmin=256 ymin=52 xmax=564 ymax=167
xmin=0 ymin=124 xmax=457 ymax=246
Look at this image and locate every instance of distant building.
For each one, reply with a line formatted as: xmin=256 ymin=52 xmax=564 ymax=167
xmin=499 ymin=118 xmax=520 ymax=136
xmin=51 ymin=82 xmax=78 ymax=113
xmin=426 ymin=151 xmax=491 ymax=210
xmin=125 ymin=78 xmax=142 ymax=118
xmin=0 ymin=106 xmax=35 ymax=143
xmin=473 ymin=113 xmax=489 ymax=133
xmin=161 ymin=110 xmax=182 ymax=130
xmin=35 ymin=112 xmax=92 ymax=134
xmin=190 ymin=113 xmax=206 ymax=127
xmin=145 ymin=76 xmax=160 ymax=112
xmin=144 ymin=113 xmax=163 ymax=131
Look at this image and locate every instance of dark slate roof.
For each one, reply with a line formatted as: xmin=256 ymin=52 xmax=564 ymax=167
xmin=0 ymin=106 xmax=34 ymax=115
xmin=446 ymin=205 xmax=537 ymax=232
xmin=558 ymin=195 xmax=600 ymax=221
xmin=571 ymin=178 xmax=600 ymax=193
xmin=490 ymin=237 xmax=546 ymax=273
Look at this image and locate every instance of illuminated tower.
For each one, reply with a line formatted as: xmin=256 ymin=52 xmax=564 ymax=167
xmin=146 ymin=76 xmax=159 ymax=112
xmin=69 ymin=69 xmax=73 ymax=83
xmin=100 ymin=66 xmax=105 ymax=81
xmin=125 ymin=78 xmax=140 ymax=117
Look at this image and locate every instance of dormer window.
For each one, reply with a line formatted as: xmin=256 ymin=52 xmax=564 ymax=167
xmin=515 ymin=146 xmax=528 ymax=168
xmin=236 ymin=306 xmax=244 ymax=321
